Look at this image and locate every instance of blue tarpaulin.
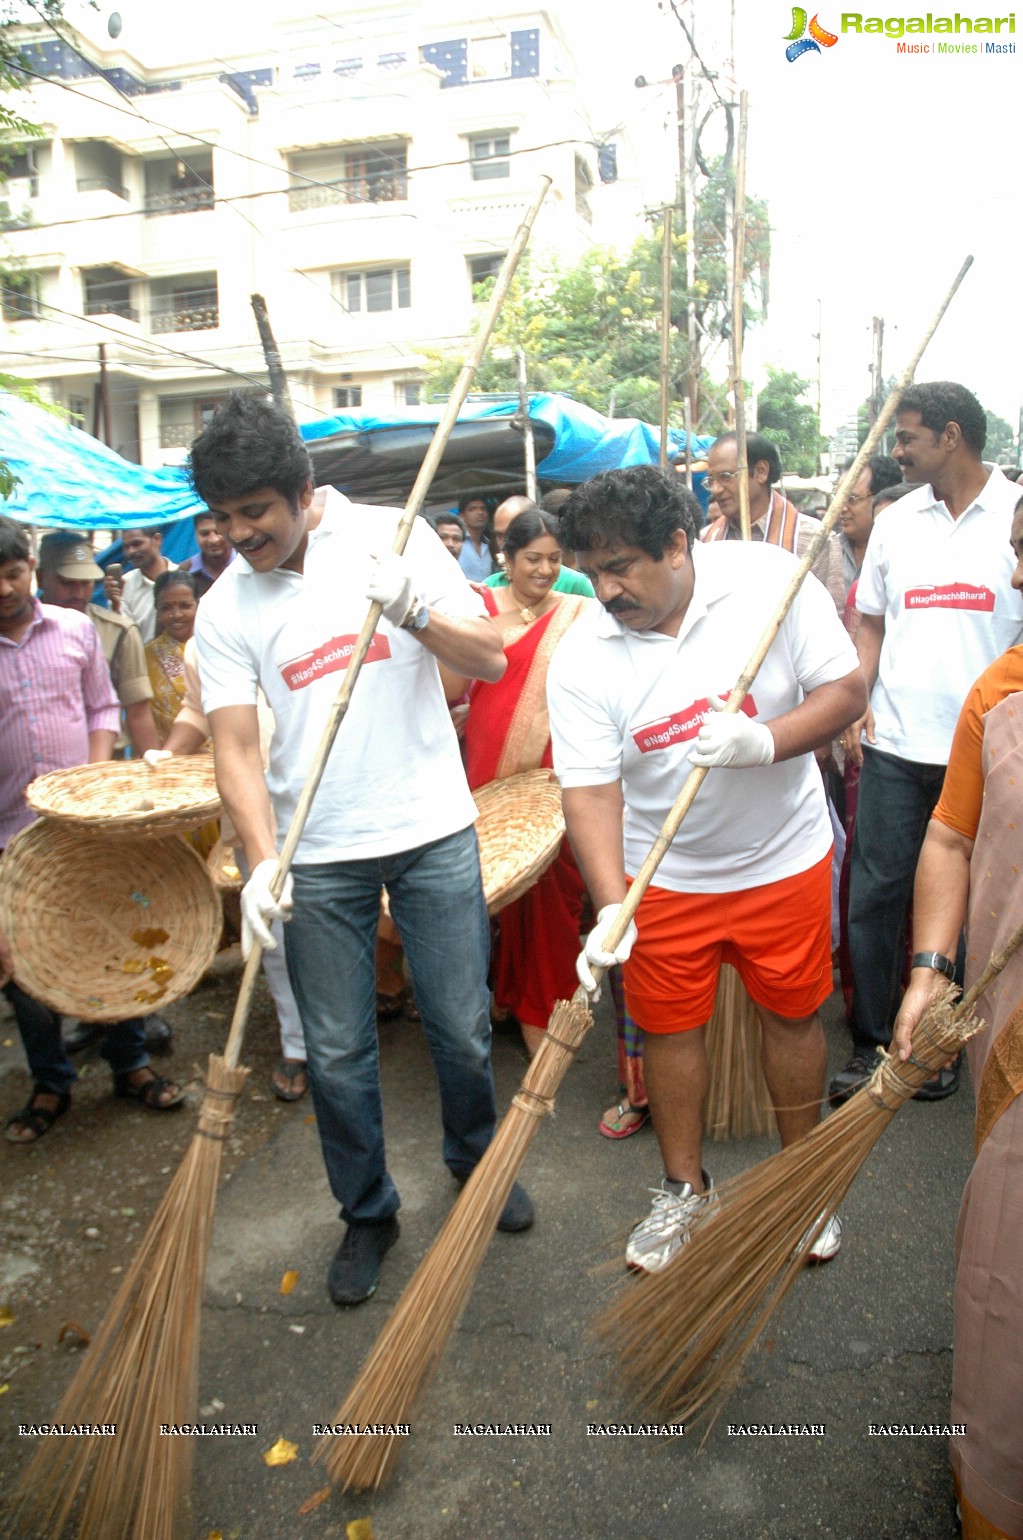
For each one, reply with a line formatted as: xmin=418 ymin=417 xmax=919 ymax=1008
xmin=0 ymin=389 xmax=713 ymax=536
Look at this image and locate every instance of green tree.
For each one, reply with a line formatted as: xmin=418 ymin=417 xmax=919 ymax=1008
xmin=984 ymin=409 xmax=1017 ymax=464
xmin=423 ymin=173 xmax=770 ymax=434
xmin=755 ymin=367 xmax=825 ymax=477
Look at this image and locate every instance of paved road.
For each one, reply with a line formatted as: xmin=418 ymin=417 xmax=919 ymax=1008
xmin=1 ymin=975 xmax=970 ymax=1540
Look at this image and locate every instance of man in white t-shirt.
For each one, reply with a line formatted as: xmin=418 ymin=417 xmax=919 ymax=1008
xmin=830 ymin=382 xmax=1023 ymax=1105
xmin=104 ymin=526 xmax=178 ymax=644
xmin=547 ymin=465 xmax=864 ymax=1273
xmin=190 ymin=392 xmax=534 ymax=1308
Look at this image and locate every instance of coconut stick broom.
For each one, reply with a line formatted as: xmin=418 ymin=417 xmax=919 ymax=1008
xmin=7 ymin=178 xmax=552 ymax=1540
xmin=597 ymin=929 xmax=1022 ymax=1427
xmin=316 ymin=253 xmax=974 ymax=1497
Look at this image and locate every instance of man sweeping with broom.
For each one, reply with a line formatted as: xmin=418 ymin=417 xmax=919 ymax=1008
xmin=547 ymin=465 xmax=865 ymax=1271
xmin=189 ymin=391 xmax=534 ymax=1310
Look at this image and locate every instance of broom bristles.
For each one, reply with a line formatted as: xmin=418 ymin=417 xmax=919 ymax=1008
xmin=315 ymin=996 xmax=592 ymax=1494
xmin=8 ymin=1055 xmax=247 ymax=1540
xmin=597 ymin=987 xmax=980 ymax=1426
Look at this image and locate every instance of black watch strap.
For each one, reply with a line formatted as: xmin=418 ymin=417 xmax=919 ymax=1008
xmin=911 ymin=950 xmax=956 ymax=980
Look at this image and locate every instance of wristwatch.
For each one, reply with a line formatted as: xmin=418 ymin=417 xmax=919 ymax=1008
xmin=910 ymin=951 xmax=956 ymax=980
xmin=401 ymin=598 xmax=430 ymax=633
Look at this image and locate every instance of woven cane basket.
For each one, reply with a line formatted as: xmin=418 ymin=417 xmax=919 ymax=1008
xmin=207 ymin=836 xmax=243 ymax=892
xmin=0 ymin=819 xmax=222 ymax=1021
xmin=473 ymin=767 xmax=565 ymax=915
xmin=25 ymin=756 xmax=221 ymax=837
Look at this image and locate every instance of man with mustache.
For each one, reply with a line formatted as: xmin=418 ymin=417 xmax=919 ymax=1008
xmin=546 ymin=466 xmax=865 ymax=1271
xmin=831 ymin=381 xmax=1023 ymax=1104
xmin=189 ymin=392 xmax=534 ymax=1309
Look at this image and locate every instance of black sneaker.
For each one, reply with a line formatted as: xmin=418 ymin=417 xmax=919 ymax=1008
xmin=144 ymin=1015 xmax=173 ymax=1056
xmin=828 ymin=1047 xmax=884 ymax=1106
xmin=63 ymin=1019 xmax=103 ymax=1054
xmin=913 ymin=1054 xmax=961 ymax=1101
xmin=327 ymin=1217 xmax=400 ymax=1307
xmin=455 ymin=1174 xmax=534 ymax=1232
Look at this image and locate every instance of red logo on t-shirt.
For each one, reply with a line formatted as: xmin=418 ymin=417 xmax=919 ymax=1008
xmin=632 ymin=693 xmax=758 ymax=754
xmin=904 ymin=583 xmax=995 ymax=613
xmin=280 ymin=633 xmax=392 ymax=691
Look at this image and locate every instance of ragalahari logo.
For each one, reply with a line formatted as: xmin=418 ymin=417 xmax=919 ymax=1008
xmin=784 ymin=8 xmax=840 ymax=58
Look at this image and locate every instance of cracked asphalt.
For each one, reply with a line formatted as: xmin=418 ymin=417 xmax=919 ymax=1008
xmin=1 ymin=956 xmax=971 ymax=1540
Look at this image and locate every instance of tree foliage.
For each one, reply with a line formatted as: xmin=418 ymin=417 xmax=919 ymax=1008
xmin=423 ymin=171 xmax=771 ymax=434
xmin=755 ymin=367 xmax=825 ymax=477
xmin=984 ymin=409 xmax=1017 ymax=464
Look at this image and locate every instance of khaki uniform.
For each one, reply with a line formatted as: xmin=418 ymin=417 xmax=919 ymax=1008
xmin=88 ymin=603 xmax=152 ymax=753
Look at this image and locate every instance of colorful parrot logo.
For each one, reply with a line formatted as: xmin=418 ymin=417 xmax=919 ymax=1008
xmin=784 ymin=8 xmax=839 ymax=60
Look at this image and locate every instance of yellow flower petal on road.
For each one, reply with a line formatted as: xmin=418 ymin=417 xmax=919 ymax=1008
xmin=279 ymin=1270 xmax=299 ymax=1295
xmin=263 ymin=1436 xmax=299 ymax=1467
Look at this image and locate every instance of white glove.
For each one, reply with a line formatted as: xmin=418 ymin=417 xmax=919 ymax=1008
xmin=366 ymin=552 xmax=417 ymax=627
xmin=142 ymin=749 xmax=173 ymax=767
xmin=240 ymin=857 xmax=293 ymax=960
xmin=689 ymin=694 xmax=775 ymax=769
xmin=576 ymin=902 xmax=638 ymax=999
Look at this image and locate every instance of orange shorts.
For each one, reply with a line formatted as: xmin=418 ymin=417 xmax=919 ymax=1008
xmin=623 ymin=850 xmax=833 ymax=1034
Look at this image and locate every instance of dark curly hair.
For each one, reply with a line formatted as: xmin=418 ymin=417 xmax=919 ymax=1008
xmin=0 ymin=515 xmax=30 ymax=565
xmin=560 ymin=466 xmax=700 ymax=559
xmin=188 ymin=391 xmax=313 ymax=508
xmin=865 ymin=454 xmax=902 ymax=495
xmin=898 ymin=382 xmax=986 ymax=454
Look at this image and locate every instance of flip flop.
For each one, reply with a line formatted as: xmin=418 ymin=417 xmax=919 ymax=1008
xmin=272 ymin=1059 xmax=309 ymax=1102
xmin=598 ymin=1101 xmax=650 ymax=1140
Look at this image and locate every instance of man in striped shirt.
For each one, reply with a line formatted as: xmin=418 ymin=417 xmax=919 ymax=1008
xmin=0 ymin=517 xmax=183 ymax=1142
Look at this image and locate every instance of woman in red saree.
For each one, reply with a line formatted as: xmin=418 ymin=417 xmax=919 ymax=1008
xmin=462 ymin=509 xmax=590 ymax=1055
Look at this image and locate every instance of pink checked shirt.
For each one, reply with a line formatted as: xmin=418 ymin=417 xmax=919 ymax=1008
xmin=0 ymin=599 xmax=119 ymax=845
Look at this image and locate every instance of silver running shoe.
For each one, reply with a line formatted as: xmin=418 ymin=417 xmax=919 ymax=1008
xmin=800 ymin=1211 xmax=842 ymax=1264
xmin=626 ymin=1172 xmax=716 ymax=1273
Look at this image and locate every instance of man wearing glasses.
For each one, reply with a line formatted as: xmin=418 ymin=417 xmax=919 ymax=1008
xmin=701 ymin=431 xmax=845 ymax=613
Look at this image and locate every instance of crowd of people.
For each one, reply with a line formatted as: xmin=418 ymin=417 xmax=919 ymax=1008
xmin=1 ymin=379 xmax=1021 ymax=1537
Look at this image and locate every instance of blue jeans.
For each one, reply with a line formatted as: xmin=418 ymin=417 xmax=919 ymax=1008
xmin=847 ymin=745 xmax=959 ymax=1051
xmin=284 ymin=824 xmax=496 ymax=1224
xmin=3 ymin=981 xmax=148 ymax=1095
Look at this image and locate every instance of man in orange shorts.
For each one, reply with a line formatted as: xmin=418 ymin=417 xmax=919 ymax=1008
xmin=547 ymin=466 xmax=865 ymax=1271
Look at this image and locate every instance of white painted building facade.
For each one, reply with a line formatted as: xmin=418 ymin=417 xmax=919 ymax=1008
xmin=0 ymin=4 xmax=631 ymax=465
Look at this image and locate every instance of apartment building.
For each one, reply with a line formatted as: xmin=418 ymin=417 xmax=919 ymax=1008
xmin=0 ymin=4 xmax=629 ymax=465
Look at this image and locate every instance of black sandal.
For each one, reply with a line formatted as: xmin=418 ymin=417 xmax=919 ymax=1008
xmin=271 ymin=1059 xmax=308 ymax=1102
xmin=5 ymin=1086 xmax=71 ymax=1144
xmin=114 ymin=1069 xmax=184 ymax=1110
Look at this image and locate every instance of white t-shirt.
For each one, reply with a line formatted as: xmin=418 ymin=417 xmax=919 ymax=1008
xmin=547 ymin=540 xmax=858 ymax=894
xmin=856 ymin=466 xmax=1023 ymax=764
xmin=195 ymin=490 xmax=483 ymax=862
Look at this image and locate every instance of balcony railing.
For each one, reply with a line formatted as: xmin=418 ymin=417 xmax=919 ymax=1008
xmin=84 ymin=298 xmax=139 ymax=322
xmin=158 ymin=422 xmax=197 ymax=448
xmin=150 ymin=290 xmax=219 ymax=333
xmin=77 ymin=175 xmax=129 ymax=200
xmin=288 ymin=174 xmax=407 ymax=212
xmin=144 ymin=186 xmax=215 ymax=216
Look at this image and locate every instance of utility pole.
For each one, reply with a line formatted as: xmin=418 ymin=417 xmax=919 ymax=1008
xmin=659 ymin=204 xmax=673 ymax=468
xmin=94 ymin=343 xmax=112 ymax=447
xmin=673 ymin=62 xmax=699 ymax=441
xmin=250 ymin=293 xmax=294 ymax=419
xmin=515 ymin=348 xmax=537 ymax=501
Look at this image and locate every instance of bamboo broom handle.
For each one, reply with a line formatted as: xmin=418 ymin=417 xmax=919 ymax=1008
xmin=221 ymin=177 xmax=552 ymax=1068
xmin=731 ymin=91 xmax=751 ymax=542
xmin=595 ymin=253 xmax=974 ymax=962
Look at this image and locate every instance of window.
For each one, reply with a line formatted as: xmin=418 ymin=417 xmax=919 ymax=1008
xmin=83 ymin=266 xmax=137 ymax=321
xmin=468 ymin=34 xmax=510 ymax=80
xmin=2 ymin=146 xmax=39 ymax=196
xmin=337 ymin=266 xmax=411 ymax=314
xmin=2 ymin=273 xmax=40 ymax=321
xmin=144 ymin=155 xmax=214 ymax=216
xmin=68 ymin=395 xmax=88 ymax=425
xmin=334 ymin=385 xmax=363 ymax=408
xmin=288 ymin=142 xmax=407 ymax=211
xmin=158 ymin=395 xmax=226 ymax=449
xmin=468 ymin=253 xmax=505 ymax=295
xmin=395 ymin=381 xmax=421 ymax=406
xmin=149 ymin=274 xmax=219 ymax=333
xmin=74 ymin=140 xmax=126 ymax=200
xmin=469 ymin=134 xmax=511 ymax=180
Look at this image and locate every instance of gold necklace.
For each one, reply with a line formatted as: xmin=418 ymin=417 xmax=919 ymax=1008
xmin=519 ymin=604 xmax=537 ymax=624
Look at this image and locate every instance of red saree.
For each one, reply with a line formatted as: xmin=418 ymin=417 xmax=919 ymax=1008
xmin=465 ymin=593 xmax=589 ymax=1032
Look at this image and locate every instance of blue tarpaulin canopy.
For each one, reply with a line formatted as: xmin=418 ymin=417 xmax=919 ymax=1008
xmin=0 ymin=389 xmax=713 ymax=537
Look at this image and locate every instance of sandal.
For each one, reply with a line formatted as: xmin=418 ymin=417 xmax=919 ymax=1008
xmin=376 ymin=990 xmax=406 ymax=1022
xmin=114 ymin=1069 xmax=184 ymax=1110
xmin=272 ymin=1058 xmax=308 ymax=1102
xmin=5 ymin=1086 xmax=71 ymax=1144
xmin=598 ymin=1101 xmax=650 ymax=1140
